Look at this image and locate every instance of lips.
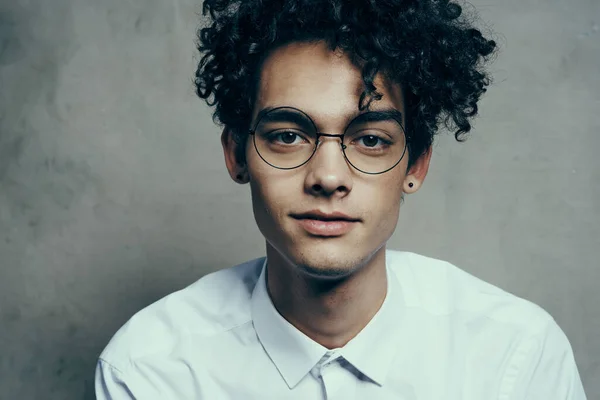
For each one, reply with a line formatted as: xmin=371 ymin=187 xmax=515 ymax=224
xmin=291 ymin=210 xmax=360 ymax=236
xmin=291 ymin=210 xmax=360 ymax=222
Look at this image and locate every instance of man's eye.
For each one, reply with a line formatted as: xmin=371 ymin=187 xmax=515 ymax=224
xmin=268 ymin=131 xmax=306 ymax=145
xmin=356 ymin=135 xmax=390 ymax=148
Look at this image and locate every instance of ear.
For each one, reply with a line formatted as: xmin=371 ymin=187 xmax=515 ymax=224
xmin=221 ymin=127 xmax=249 ymax=184
xmin=403 ymin=146 xmax=432 ymax=193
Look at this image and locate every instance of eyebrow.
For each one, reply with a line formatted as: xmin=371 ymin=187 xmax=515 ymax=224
xmin=253 ymin=106 xmax=404 ymax=130
xmin=254 ymin=107 xmax=316 ymax=130
xmin=351 ymin=108 xmax=404 ymax=125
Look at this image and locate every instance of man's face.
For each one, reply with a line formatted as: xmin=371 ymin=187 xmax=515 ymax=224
xmin=229 ymin=41 xmax=426 ymax=279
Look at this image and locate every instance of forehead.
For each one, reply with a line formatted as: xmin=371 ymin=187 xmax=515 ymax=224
xmin=253 ymin=41 xmax=405 ymax=125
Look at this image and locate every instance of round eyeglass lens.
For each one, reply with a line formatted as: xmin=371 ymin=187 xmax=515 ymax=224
xmin=342 ymin=113 xmax=407 ymax=174
xmin=252 ymin=108 xmax=318 ymax=169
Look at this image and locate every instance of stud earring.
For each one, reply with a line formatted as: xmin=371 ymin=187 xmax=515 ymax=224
xmin=408 ymin=182 xmax=414 ymax=188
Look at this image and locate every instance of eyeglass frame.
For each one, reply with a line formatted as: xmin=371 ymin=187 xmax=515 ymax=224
xmin=247 ymin=106 xmax=409 ymax=175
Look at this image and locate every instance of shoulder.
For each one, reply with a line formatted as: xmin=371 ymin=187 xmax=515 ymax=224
xmin=386 ymin=250 xmax=554 ymax=330
xmin=386 ymin=250 xmax=586 ymax=396
xmin=98 ymin=257 xmax=265 ymax=372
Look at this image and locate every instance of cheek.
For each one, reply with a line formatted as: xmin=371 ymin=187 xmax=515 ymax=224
xmin=248 ymin=166 xmax=298 ymax=222
xmin=248 ymin=174 xmax=306 ymax=243
xmin=249 ymin=178 xmax=279 ymax=240
xmin=369 ymin=171 xmax=405 ymax=203
xmin=366 ymin=176 xmax=404 ymax=225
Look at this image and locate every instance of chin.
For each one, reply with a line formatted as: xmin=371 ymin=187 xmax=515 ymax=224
xmin=262 ymin=220 xmax=383 ymax=279
xmin=287 ymin=245 xmax=369 ymax=280
xmin=295 ymin=263 xmax=353 ymax=280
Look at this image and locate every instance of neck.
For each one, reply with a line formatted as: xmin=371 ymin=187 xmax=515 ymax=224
xmin=265 ymin=244 xmax=388 ymax=349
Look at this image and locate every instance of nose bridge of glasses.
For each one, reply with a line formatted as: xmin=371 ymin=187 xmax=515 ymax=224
xmin=315 ymin=132 xmax=345 ymax=148
xmin=311 ymin=132 xmax=350 ymax=171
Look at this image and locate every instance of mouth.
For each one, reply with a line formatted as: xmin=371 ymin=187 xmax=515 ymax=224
xmin=290 ymin=211 xmax=360 ymax=237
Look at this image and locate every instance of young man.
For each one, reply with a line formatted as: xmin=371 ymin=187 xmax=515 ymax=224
xmin=96 ymin=0 xmax=587 ymax=398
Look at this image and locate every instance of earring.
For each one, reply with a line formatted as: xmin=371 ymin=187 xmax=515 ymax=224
xmin=236 ymin=171 xmax=248 ymax=182
xmin=408 ymin=182 xmax=414 ymax=188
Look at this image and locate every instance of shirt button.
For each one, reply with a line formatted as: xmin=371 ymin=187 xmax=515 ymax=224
xmin=310 ymin=367 xmax=321 ymax=379
xmin=323 ymin=356 xmax=338 ymax=369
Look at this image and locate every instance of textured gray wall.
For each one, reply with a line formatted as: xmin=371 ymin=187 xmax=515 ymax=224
xmin=0 ymin=0 xmax=598 ymax=398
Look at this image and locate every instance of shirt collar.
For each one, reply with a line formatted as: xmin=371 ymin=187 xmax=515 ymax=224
xmin=251 ymin=253 xmax=405 ymax=389
xmin=251 ymin=258 xmax=328 ymax=389
xmin=337 ymin=258 xmax=404 ymax=386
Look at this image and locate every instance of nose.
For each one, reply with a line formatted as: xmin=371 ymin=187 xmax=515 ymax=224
xmin=304 ymin=135 xmax=353 ymax=198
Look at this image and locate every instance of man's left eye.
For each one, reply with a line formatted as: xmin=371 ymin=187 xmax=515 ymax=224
xmin=357 ymin=135 xmax=387 ymax=147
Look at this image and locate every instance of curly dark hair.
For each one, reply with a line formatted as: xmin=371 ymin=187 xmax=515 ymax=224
xmin=194 ymin=0 xmax=497 ymax=167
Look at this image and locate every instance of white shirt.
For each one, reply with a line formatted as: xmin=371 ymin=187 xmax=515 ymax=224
xmin=95 ymin=250 xmax=586 ymax=399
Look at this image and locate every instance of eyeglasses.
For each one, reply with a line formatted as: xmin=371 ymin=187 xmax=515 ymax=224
xmin=248 ymin=106 xmax=408 ymax=175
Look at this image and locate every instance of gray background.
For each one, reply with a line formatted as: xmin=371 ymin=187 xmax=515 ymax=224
xmin=0 ymin=0 xmax=598 ymax=398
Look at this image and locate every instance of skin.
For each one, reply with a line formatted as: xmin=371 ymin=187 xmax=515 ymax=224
xmin=222 ymin=41 xmax=432 ymax=349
